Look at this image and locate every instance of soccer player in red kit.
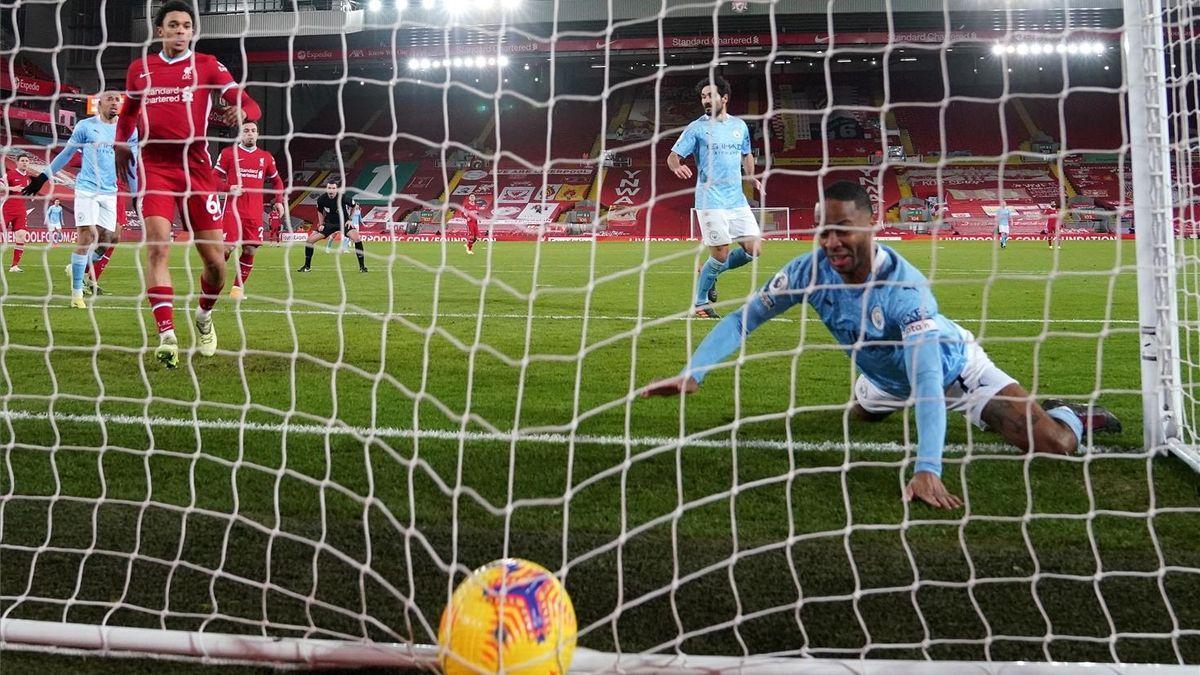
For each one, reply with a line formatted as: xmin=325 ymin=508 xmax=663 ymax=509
xmin=1045 ymin=207 xmax=1060 ymax=249
xmin=266 ymin=204 xmax=284 ymax=242
xmin=115 ymin=0 xmax=261 ymax=369
xmin=461 ymin=193 xmax=482 ymax=255
xmin=2 ymin=155 xmax=33 ymax=272
xmin=216 ymin=120 xmax=285 ymax=300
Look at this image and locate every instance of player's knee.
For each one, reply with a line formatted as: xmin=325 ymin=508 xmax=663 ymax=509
xmin=1036 ymin=424 xmax=1076 ymax=456
xmin=851 ymin=404 xmax=888 ymax=422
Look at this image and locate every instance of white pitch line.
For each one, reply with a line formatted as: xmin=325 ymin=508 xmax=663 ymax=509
xmin=0 ymin=302 xmax=1139 ymax=325
xmin=3 ymin=409 xmax=1134 ymax=455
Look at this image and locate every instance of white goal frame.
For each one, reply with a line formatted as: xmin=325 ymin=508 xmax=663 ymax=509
xmin=1130 ymin=0 xmax=1200 ymax=472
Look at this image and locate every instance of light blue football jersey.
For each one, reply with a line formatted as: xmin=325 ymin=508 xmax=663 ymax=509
xmin=47 ymin=115 xmax=138 ymax=195
xmin=671 ymin=114 xmax=752 ymax=211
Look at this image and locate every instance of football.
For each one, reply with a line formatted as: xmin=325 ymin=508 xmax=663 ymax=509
xmin=438 ymin=559 xmax=577 ymax=675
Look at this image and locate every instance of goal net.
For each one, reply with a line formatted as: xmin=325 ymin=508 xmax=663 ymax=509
xmin=1 ymin=0 xmax=1198 ymax=673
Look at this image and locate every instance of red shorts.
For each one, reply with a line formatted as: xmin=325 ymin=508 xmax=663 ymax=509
xmin=138 ymin=153 xmax=223 ymax=232
xmin=223 ymin=209 xmax=263 ymax=245
xmin=116 ymin=193 xmax=129 ymax=227
xmin=3 ymin=204 xmax=27 ymax=231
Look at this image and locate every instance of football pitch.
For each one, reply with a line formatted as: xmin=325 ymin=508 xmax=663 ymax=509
xmin=1 ymin=239 xmax=1197 ymax=670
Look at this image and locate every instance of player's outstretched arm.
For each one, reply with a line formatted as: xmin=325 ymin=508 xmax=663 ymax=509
xmin=901 ymin=322 xmax=960 ymax=509
xmin=25 ymin=129 xmax=85 ymax=196
xmin=642 ymin=274 xmax=800 ymax=398
xmin=641 ymin=374 xmax=699 ymax=398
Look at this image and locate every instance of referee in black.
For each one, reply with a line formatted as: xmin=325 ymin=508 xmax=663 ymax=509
xmin=298 ymin=179 xmax=367 ymax=272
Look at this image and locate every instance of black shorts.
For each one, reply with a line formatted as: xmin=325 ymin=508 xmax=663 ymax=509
xmin=319 ymin=223 xmax=354 ymax=238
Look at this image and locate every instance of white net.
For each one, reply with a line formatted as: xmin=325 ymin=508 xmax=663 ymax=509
xmin=0 ymin=0 xmax=1197 ymax=672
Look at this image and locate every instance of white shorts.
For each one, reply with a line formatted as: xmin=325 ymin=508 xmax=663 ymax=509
xmin=74 ymin=191 xmax=118 ymax=232
xmin=45 ymin=221 xmax=61 ymax=231
xmin=696 ymin=206 xmax=760 ymax=247
xmin=853 ymin=328 xmax=1018 ymax=430
xmin=998 ymin=225 xmax=1010 ymax=235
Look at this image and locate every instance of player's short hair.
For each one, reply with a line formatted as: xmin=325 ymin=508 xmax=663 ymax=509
xmin=823 ymin=180 xmax=872 ymax=214
xmin=695 ymin=75 xmax=731 ymax=98
xmin=325 ymin=178 xmax=340 ymax=187
xmin=154 ymin=0 xmax=196 ymax=28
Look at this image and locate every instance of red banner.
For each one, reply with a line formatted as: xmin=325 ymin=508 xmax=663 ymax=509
xmin=4 ymin=106 xmax=52 ymax=124
xmin=0 ymin=68 xmax=79 ymax=95
xmin=248 ymin=30 xmax=1120 ymax=64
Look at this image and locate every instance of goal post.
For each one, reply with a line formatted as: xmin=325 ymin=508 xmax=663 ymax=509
xmin=1144 ymin=0 xmax=1200 ymax=473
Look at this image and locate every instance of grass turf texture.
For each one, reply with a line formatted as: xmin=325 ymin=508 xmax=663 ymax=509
xmin=1 ymin=239 xmax=1197 ymax=670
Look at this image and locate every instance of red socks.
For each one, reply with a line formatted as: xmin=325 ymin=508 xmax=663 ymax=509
xmin=234 ymin=252 xmax=254 ymax=288
xmin=199 ymin=274 xmax=223 ymax=312
xmin=147 ymin=285 xmax=174 ymax=334
xmin=92 ymin=249 xmax=112 ymax=280
xmin=11 ymin=247 xmax=23 ymax=267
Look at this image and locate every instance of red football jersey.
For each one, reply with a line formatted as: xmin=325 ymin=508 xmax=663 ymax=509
xmin=1046 ymin=214 xmax=1059 ymax=233
xmin=216 ymin=144 xmax=283 ymax=219
xmin=461 ymin=201 xmax=480 ymax=223
xmin=123 ymin=50 xmax=236 ymax=158
xmin=2 ymin=168 xmax=30 ymax=214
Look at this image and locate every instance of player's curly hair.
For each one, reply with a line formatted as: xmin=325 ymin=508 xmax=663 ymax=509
xmin=154 ymin=0 xmax=196 ymax=27
xmin=694 ymin=75 xmax=731 ymax=98
xmin=823 ymin=180 xmax=873 ymax=213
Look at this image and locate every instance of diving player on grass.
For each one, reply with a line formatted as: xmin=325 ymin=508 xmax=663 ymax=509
xmin=643 ymin=181 xmax=1122 ymax=509
xmin=667 ymin=75 xmax=762 ymax=318
xmin=114 ymin=0 xmax=263 ymax=368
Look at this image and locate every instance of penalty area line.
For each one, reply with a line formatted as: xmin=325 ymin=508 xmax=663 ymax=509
xmin=3 ymin=409 xmax=1135 ymax=455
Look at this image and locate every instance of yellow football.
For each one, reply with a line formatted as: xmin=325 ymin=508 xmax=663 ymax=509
xmin=438 ymin=558 xmax=577 ymax=675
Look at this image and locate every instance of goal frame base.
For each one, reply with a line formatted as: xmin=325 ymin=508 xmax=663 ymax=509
xmin=3 ymin=619 xmax=1195 ymax=673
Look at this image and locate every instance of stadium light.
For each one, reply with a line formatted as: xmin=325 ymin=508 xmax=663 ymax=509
xmin=1016 ymin=43 xmax=1029 ymax=56
xmin=407 ymin=58 xmax=419 ymax=70
xmin=498 ymin=55 xmax=509 ymax=67
xmin=501 ymin=0 xmax=522 ymax=8
xmin=366 ymin=0 xmax=381 ymax=11
xmin=991 ymin=44 xmax=1004 ymax=55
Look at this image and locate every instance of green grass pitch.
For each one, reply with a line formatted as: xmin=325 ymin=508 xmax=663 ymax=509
xmin=1 ymin=238 xmax=1197 ymax=671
